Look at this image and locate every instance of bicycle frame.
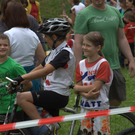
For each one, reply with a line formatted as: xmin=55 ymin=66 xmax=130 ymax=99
xmin=61 ymin=95 xmax=80 ymax=135
xmin=4 ymin=77 xmax=24 ymax=135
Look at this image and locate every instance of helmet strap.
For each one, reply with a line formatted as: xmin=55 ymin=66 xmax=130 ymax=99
xmin=49 ymin=36 xmax=64 ymax=49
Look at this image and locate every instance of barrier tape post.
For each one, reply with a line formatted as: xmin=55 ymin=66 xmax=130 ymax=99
xmin=0 ymin=106 xmax=135 ymax=132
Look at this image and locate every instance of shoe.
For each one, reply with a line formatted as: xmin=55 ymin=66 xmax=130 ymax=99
xmin=46 ymin=123 xmax=61 ymax=135
xmin=38 ymin=125 xmax=50 ymax=135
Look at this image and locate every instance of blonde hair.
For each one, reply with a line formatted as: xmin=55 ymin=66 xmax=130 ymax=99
xmin=83 ymin=31 xmax=105 ymax=57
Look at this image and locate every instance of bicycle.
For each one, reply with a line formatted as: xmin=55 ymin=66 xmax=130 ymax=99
xmin=117 ymin=126 xmax=135 ymax=135
xmin=1 ymin=77 xmax=135 ymax=135
xmin=0 ymin=77 xmax=31 ymax=135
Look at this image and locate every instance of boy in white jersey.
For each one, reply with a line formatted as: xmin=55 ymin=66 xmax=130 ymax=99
xmin=11 ymin=18 xmax=75 ymax=135
xmin=73 ymin=31 xmax=113 ymax=135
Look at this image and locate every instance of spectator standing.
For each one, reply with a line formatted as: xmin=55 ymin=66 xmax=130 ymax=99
xmin=26 ymin=0 xmax=42 ymax=24
xmin=0 ymin=33 xmax=32 ymax=134
xmin=73 ymin=31 xmax=113 ymax=134
xmin=74 ymin=0 xmax=135 ymax=106
xmin=4 ymin=2 xmax=45 ymax=135
xmin=0 ymin=0 xmax=46 ymax=67
xmin=118 ymin=0 xmax=132 ymax=68
xmin=123 ymin=10 xmax=135 ymax=68
xmin=60 ymin=0 xmax=85 ymax=25
xmin=66 ymin=29 xmax=75 ymax=52
xmin=84 ymin=0 xmax=92 ymax=7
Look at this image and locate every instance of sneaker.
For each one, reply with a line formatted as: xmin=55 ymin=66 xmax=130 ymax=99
xmin=38 ymin=125 xmax=50 ymax=135
xmin=46 ymin=123 xmax=61 ymax=135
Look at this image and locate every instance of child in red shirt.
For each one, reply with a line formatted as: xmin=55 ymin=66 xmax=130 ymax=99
xmin=124 ymin=10 xmax=135 ymax=68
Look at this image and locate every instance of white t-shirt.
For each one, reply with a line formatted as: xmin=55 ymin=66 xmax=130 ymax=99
xmin=71 ymin=2 xmax=85 ymax=15
xmin=116 ymin=0 xmax=121 ymax=10
xmin=4 ymin=27 xmax=40 ymax=67
xmin=76 ymin=57 xmax=113 ymax=110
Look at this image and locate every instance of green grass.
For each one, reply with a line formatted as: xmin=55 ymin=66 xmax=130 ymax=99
xmin=38 ymin=0 xmax=72 ymax=19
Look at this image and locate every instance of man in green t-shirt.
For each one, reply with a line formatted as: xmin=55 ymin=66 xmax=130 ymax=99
xmin=0 ymin=33 xmax=32 ymax=115
xmin=74 ymin=0 xmax=135 ymax=106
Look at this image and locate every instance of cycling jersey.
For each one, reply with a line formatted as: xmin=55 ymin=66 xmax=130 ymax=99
xmin=76 ymin=57 xmax=113 ymax=110
xmin=41 ymin=41 xmax=75 ymax=96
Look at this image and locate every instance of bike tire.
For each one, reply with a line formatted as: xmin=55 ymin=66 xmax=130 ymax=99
xmin=77 ymin=106 xmax=135 ymax=135
xmin=0 ymin=115 xmax=31 ymax=135
xmin=110 ymin=106 xmax=135 ymax=135
xmin=117 ymin=127 xmax=135 ymax=135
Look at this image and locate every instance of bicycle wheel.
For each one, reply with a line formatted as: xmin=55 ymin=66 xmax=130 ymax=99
xmin=117 ymin=127 xmax=135 ymax=135
xmin=0 ymin=115 xmax=31 ymax=135
xmin=110 ymin=106 xmax=135 ymax=135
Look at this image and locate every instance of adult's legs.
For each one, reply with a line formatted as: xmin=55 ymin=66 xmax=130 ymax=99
xmin=109 ymin=69 xmax=126 ymax=106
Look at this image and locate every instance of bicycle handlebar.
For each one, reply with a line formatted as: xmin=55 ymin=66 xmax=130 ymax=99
xmin=69 ymin=84 xmax=74 ymax=89
xmin=5 ymin=77 xmax=23 ymax=94
xmin=6 ymin=77 xmax=18 ymax=85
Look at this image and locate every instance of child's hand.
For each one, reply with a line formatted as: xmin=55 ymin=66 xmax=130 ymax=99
xmin=80 ymin=89 xmax=100 ymax=99
xmin=73 ymin=84 xmax=80 ymax=94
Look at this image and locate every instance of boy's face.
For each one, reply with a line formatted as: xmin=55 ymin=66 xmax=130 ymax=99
xmin=0 ymin=39 xmax=9 ymax=58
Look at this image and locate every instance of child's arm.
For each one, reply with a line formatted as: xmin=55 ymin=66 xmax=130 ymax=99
xmin=110 ymin=0 xmax=117 ymax=5
xmin=73 ymin=80 xmax=104 ymax=99
xmin=23 ymin=81 xmax=33 ymax=91
xmin=21 ymin=63 xmax=55 ymax=81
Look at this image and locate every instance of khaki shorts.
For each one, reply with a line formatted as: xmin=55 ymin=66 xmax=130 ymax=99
xmin=80 ymin=109 xmax=111 ymax=135
xmin=109 ymin=69 xmax=126 ymax=101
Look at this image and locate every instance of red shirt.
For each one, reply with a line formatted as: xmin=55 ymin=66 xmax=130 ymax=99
xmin=124 ymin=22 xmax=135 ymax=43
xmin=30 ymin=1 xmax=38 ymax=20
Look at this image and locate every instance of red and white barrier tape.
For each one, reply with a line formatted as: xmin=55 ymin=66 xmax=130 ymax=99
xmin=0 ymin=106 xmax=135 ymax=132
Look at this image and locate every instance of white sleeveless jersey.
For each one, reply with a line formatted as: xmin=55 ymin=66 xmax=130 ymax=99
xmin=71 ymin=2 xmax=85 ymax=15
xmin=42 ymin=41 xmax=75 ymax=96
xmin=78 ymin=58 xmax=113 ymax=110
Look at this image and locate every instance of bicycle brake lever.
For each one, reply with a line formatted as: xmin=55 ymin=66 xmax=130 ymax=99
xmin=6 ymin=77 xmax=18 ymax=85
xmin=69 ymin=84 xmax=74 ymax=89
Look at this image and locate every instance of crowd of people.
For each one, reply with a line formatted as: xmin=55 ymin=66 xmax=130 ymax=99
xmin=0 ymin=0 xmax=135 ymax=135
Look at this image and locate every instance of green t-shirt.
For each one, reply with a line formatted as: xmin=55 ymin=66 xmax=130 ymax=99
xmin=74 ymin=5 xmax=124 ymax=69
xmin=0 ymin=57 xmax=26 ymax=114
